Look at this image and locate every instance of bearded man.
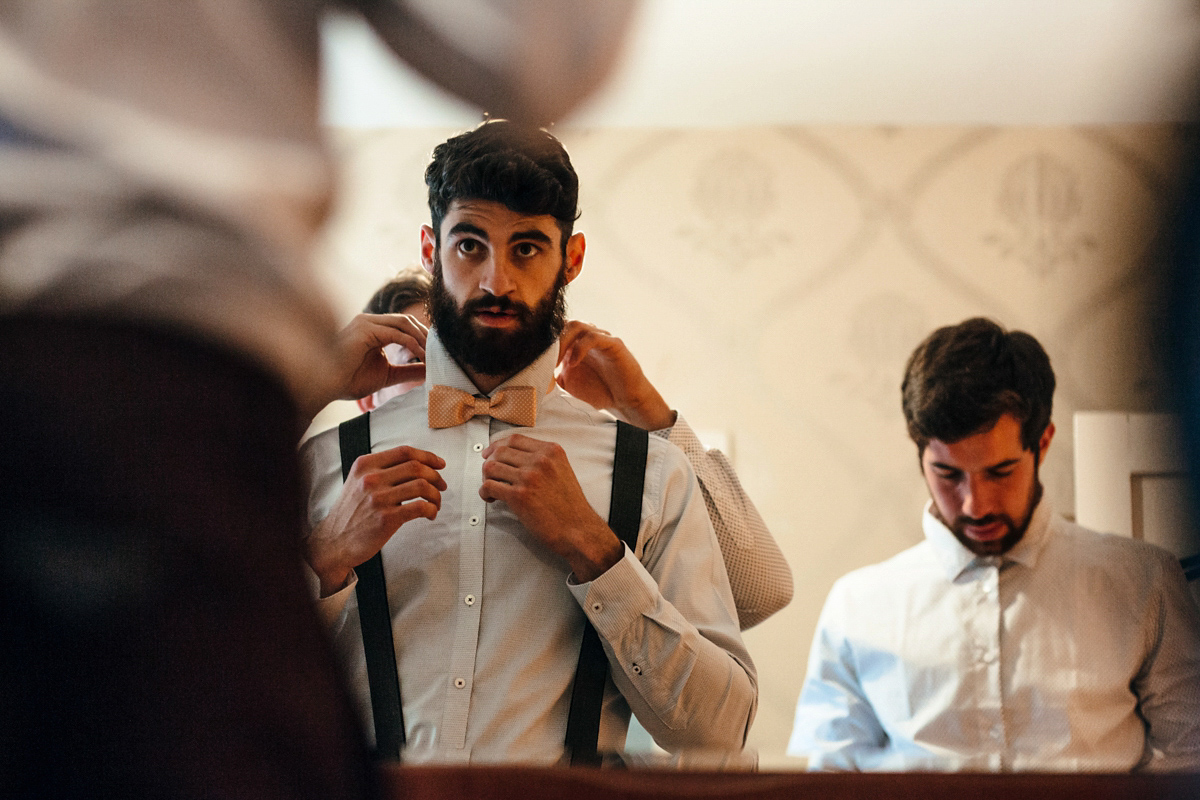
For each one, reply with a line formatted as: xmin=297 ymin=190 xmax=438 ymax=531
xmin=788 ymin=317 xmax=1200 ymax=772
xmin=299 ymin=121 xmax=756 ymax=765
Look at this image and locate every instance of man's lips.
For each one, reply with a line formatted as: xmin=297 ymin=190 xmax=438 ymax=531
xmin=472 ymin=307 xmax=520 ymax=327
xmin=961 ymin=518 xmax=1008 ymax=541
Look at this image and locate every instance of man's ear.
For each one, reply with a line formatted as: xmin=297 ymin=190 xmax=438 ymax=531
xmin=420 ymin=225 xmax=437 ymax=273
xmin=564 ymin=232 xmax=585 ymax=284
xmin=1037 ymin=421 xmax=1055 ymax=461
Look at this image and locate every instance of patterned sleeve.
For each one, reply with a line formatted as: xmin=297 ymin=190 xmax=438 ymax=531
xmin=654 ymin=414 xmax=793 ymax=629
xmin=1136 ymin=549 xmax=1200 ymax=771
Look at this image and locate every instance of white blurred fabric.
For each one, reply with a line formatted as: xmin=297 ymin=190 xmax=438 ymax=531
xmin=0 ymin=0 xmax=633 ymax=409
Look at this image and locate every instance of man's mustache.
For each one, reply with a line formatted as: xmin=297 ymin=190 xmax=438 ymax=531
xmin=955 ymin=514 xmax=1010 ymax=528
xmin=465 ymin=293 xmax=531 ymax=317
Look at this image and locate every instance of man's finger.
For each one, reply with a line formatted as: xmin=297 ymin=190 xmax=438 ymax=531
xmin=383 ymin=361 xmax=426 ymax=391
xmin=481 ymin=433 xmax=542 ymax=459
xmin=481 ymin=445 xmax=536 ymax=471
xmin=363 ymin=444 xmax=446 ymax=472
xmin=481 ymin=457 xmax=523 ymax=487
xmin=389 ymin=498 xmax=441 ymax=526
xmin=376 ymin=459 xmax=447 ymax=492
xmin=363 ymin=313 xmax=428 ymax=359
xmin=479 ymin=479 xmax=516 ymax=505
xmin=557 ymin=321 xmax=588 ymax=365
xmin=378 ymin=479 xmax=443 ymax=511
xmin=557 ymin=320 xmax=610 ymax=365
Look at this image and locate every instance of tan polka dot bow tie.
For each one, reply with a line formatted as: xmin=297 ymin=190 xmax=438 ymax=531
xmin=427 ymin=384 xmax=538 ymax=429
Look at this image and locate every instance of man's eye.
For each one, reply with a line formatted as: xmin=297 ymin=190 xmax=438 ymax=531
xmin=458 ymin=239 xmax=482 ymax=255
xmin=514 ymin=242 xmax=540 ymax=258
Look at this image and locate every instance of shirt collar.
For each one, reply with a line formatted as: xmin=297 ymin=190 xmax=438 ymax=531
xmin=922 ymin=494 xmax=1055 ymax=580
xmin=424 ymin=327 xmax=559 ymax=402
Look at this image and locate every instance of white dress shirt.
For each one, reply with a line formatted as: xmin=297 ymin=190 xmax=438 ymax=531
xmin=302 ymin=331 xmax=756 ymax=765
xmin=788 ymin=498 xmax=1200 ymax=772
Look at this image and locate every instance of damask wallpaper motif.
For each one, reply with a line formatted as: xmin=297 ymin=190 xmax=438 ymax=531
xmin=312 ymin=124 xmax=1184 ymax=767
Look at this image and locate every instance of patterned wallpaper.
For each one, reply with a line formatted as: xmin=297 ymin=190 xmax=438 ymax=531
xmin=312 ymin=124 xmax=1185 ymax=768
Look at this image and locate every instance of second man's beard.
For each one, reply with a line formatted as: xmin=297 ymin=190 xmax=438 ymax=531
xmin=428 ymin=254 xmax=568 ymax=380
xmin=945 ymin=479 xmax=1043 ymax=557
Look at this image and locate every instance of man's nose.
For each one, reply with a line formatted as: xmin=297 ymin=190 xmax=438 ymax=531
xmin=479 ymin=253 xmax=516 ymax=297
xmin=960 ymin=476 xmax=994 ymax=519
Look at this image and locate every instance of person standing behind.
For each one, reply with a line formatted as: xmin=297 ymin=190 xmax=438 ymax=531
xmin=788 ymin=317 xmax=1200 ymax=772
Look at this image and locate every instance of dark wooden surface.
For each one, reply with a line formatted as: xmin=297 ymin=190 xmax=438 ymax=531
xmin=381 ymin=765 xmax=1200 ymax=800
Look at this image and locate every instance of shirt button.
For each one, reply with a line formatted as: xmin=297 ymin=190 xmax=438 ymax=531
xmin=464 ymin=594 xmax=475 ymax=606
xmin=469 ymin=515 xmax=480 ymax=526
xmin=591 ymin=602 xmax=603 ymax=613
xmin=454 ymin=678 xmax=466 ymax=689
xmin=473 ymin=442 xmax=484 ymax=452
xmin=631 ymin=663 xmax=642 ymax=675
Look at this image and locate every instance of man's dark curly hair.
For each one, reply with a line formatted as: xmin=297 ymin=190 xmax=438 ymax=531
xmin=901 ymin=317 xmax=1056 ymax=455
xmin=363 ymin=269 xmax=431 ymax=314
xmin=425 ymin=120 xmax=579 ymax=251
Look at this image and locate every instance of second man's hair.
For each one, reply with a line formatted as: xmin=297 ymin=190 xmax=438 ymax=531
xmin=901 ymin=317 xmax=1055 ymax=454
xmin=364 ymin=270 xmax=431 ymax=314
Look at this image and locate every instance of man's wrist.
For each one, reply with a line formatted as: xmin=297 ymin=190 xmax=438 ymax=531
xmin=569 ymin=529 xmax=624 ymax=583
xmin=619 ymin=395 xmax=675 ymax=431
xmin=316 ymin=566 xmax=353 ymax=598
xmin=305 ymin=523 xmax=353 ymax=597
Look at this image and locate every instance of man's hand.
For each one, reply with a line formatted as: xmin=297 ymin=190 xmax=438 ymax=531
xmin=557 ymin=320 xmax=676 ymax=431
xmin=480 ymin=433 xmax=622 ymax=582
xmin=331 ymin=313 xmax=430 ymax=405
xmin=306 ymin=445 xmax=446 ymax=596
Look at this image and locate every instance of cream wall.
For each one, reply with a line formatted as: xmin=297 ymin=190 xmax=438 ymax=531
xmin=310 ymin=124 xmax=1183 ymax=768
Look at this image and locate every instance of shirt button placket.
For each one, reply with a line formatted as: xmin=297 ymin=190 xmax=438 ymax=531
xmin=443 ymin=417 xmax=489 ymax=750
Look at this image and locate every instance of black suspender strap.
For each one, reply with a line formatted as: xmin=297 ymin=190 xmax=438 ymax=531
xmin=338 ymin=413 xmax=406 ymax=760
xmin=565 ymin=420 xmax=649 ymax=766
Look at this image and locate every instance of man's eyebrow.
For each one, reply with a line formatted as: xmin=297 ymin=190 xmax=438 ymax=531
xmin=509 ymin=229 xmax=554 ymax=245
xmin=929 ymin=458 xmax=1022 ymax=472
xmin=447 ymin=222 xmax=488 ymax=239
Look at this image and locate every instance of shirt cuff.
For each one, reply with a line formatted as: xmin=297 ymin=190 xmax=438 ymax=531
xmin=567 ymin=544 xmax=659 ymax=636
xmin=309 ymin=563 xmax=358 ymax=628
xmin=658 ymin=413 xmax=709 ymax=460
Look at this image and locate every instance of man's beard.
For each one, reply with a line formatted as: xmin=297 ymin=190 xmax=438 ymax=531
xmin=429 ymin=253 xmax=568 ymax=380
xmin=941 ymin=475 xmax=1043 ymax=557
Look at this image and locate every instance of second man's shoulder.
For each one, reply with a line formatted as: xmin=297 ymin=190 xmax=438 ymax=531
xmin=826 ymin=539 xmax=943 ymax=600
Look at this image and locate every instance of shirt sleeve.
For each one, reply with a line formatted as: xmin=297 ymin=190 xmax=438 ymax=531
xmin=654 ymin=414 xmax=793 ymax=629
xmin=567 ymin=441 xmax=757 ymax=753
xmin=1133 ymin=551 xmax=1200 ymax=771
xmin=298 ymin=428 xmax=357 ymax=631
xmin=787 ymin=579 xmax=888 ymax=770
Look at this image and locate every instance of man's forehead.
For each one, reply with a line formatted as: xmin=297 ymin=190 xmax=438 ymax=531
xmin=923 ymin=415 xmax=1030 ymax=468
xmin=442 ymin=199 xmax=560 ymax=238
